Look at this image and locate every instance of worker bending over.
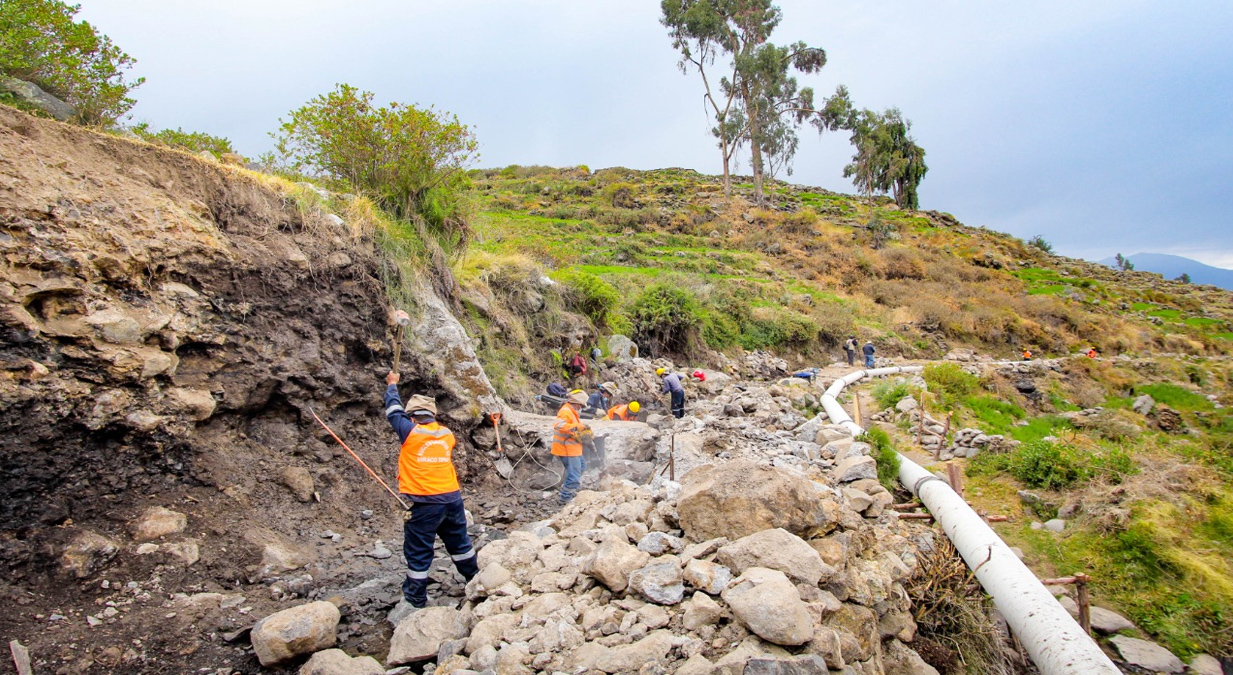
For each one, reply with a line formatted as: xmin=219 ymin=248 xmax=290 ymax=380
xmin=552 ymin=390 xmax=593 ymax=503
xmin=658 ymin=367 xmax=686 ymax=419
xmin=383 ymin=372 xmax=477 ymax=608
xmin=606 ymin=400 xmax=641 ymax=421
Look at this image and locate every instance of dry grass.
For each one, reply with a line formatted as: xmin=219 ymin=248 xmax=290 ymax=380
xmin=907 ymin=534 xmax=1017 ymax=675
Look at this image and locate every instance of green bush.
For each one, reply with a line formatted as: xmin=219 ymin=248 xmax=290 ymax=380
xmin=132 ymin=123 xmax=234 ymax=157
xmin=1008 ymin=440 xmax=1091 ymax=489
xmin=0 ymin=0 xmax=143 ymax=125
xmin=272 ymin=84 xmax=478 ymax=248
xmin=860 ymin=427 xmax=902 ymax=492
xmin=602 ymin=182 xmax=638 ymax=208
xmin=964 ymin=395 xmax=1024 ymax=434
xmin=552 ymin=269 xmax=621 ymax=329
xmin=923 ymin=363 xmax=980 ymax=407
xmin=1091 ymin=445 xmax=1139 ymax=484
xmin=872 ymin=379 xmax=912 ymax=410
xmin=629 ymin=283 xmax=702 ymax=356
xmin=739 ymin=307 xmax=819 ymax=350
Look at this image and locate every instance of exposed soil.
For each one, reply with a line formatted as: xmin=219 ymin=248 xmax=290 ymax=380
xmin=0 ymin=107 xmax=554 ymax=674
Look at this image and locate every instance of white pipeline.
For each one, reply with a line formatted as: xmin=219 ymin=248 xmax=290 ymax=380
xmin=819 ymin=366 xmax=1121 ymax=675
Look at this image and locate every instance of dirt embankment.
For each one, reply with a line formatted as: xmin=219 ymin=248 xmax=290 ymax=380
xmin=0 ymin=107 xmax=474 ymax=672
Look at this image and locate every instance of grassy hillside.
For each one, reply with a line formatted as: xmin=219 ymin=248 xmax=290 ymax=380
xmin=454 ymin=165 xmax=1231 ymax=399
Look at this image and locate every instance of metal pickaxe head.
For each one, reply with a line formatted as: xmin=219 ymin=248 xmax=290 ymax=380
xmin=393 ymin=309 xmax=412 ymax=327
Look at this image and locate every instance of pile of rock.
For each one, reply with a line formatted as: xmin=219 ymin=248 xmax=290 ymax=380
xmin=869 ymin=397 xmax=1014 ymax=461
xmin=384 ymin=459 xmax=935 ymax=675
xmin=948 ymin=428 xmax=1007 ymax=459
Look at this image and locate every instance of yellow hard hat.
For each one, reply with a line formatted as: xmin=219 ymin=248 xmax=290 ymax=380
xmin=628 ymin=401 xmax=640 ymax=413
xmin=656 ymin=367 xmax=666 ymax=376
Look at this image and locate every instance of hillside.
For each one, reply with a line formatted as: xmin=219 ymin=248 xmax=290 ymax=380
xmin=458 ymin=165 xmax=1233 ymax=403
xmin=1098 ymin=253 xmax=1233 ymax=291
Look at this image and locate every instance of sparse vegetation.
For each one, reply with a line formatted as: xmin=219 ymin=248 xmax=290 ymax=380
xmin=131 ymin=123 xmax=234 ymax=157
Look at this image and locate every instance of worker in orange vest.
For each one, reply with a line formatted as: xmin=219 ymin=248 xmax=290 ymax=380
xmin=1087 ymin=348 xmax=1098 ymax=358
xmin=553 ymin=390 xmax=593 ymax=503
xmin=1022 ymin=349 xmax=1032 ymax=361
xmin=606 ymin=400 xmax=641 ymax=421
xmin=383 ymin=372 xmax=477 ymax=609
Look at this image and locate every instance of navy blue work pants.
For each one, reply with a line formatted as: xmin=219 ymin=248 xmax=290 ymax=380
xmin=401 ymin=499 xmax=478 ymax=607
xmin=670 ymin=390 xmax=685 ymax=418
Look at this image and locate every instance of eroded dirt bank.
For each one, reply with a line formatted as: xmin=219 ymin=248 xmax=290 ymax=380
xmin=0 ymin=107 xmax=510 ymax=673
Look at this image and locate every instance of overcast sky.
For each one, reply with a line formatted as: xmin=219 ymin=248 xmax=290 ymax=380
xmin=78 ymin=1 xmax=1233 ymax=268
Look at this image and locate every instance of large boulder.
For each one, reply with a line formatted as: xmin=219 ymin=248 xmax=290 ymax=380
xmin=744 ymin=655 xmax=829 ymax=675
xmin=716 ymin=528 xmax=834 ymax=586
xmin=677 ymin=460 xmax=838 ymax=541
xmin=581 ymin=538 xmax=651 ymax=592
xmin=1109 ymin=636 xmax=1183 ymax=673
xmin=721 ymin=568 xmax=813 ymax=646
xmin=250 ymin=601 xmax=340 ymax=667
xmin=388 ymin=606 xmax=471 ymax=665
xmin=0 ymin=76 xmax=77 ymax=121
xmin=298 ymin=648 xmax=384 ymax=675
xmin=595 ymin=630 xmax=675 ymax=673
xmin=832 ymin=455 xmax=877 ymax=483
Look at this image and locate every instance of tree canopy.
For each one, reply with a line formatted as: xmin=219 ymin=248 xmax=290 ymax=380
xmin=0 ymin=0 xmax=142 ymax=125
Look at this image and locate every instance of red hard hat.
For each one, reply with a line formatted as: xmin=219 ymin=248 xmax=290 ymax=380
xmin=692 ymin=369 xmax=706 ymax=381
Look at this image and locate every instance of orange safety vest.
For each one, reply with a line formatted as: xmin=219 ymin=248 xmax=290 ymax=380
xmin=552 ymin=404 xmax=585 ymax=457
xmin=1087 ymin=350 xmax=1097 ymax=358
xmin=398 ymin=422 xmax=460 ymax=496
xmin=606 ymin=404 xmax=635 ymax=421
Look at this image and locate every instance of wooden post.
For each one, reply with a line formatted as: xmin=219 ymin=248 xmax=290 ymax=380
xmin=853 ymin=391 xmax=862 ymax=427
xmin=898 ymin=513 xmax=935 ymax=520
xmin=942 ymin=411 xmax=953 ymax=446
xmin=947 ymin=463 xmax=963 ymax=497
xmin=1075 ymin=573 xmax=1092 ymax=635
xmin=917 ymin=396 xmax=926 ymax=447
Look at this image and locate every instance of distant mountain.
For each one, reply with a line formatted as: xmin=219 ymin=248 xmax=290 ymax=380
xmin=1097 ymin=253 xmax=1233 ymax=290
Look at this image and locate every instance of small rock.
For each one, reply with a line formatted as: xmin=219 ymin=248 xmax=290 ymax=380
xmin=1043 ymin=519 xmax=1066 ymax=533
xmin=682 ymin=592 xmax=724 ymax=631
xmin=682 ymin=558 xmax=732 ymax=595
xmin=1187 ymin=654 xmax=1223 ymax=675
xmin=130 ymin=506 xmax=187 ymax=542
xmin=1089 ymin=606 xmax=1136 ymax=634
xmin=388 ymin=606 xmax=470 ymax=665
xmin=637 ymin=532 xmax=683 ymax=556
xmin=280 ymin=466 xmax=316 ymax=503
xmin=628 ymin=560 xmax=686 ymax=605
xmin=832 ymin=455 xmax=877 ymax=483
xmin=581 ymin=538 xmax=651 ymax=592
xmin=1132 ymin=394 xmax=1155 ymax=416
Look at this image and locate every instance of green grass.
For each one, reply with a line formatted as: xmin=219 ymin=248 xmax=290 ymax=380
xmin=1185 ymin=317 xmax=1224 ymax=328
xmin=1027 ymin=284 xmax=1067 ymax=296
xmin=1149 ymin=308 xmax=1183 ymax=320
xmin=965 ymin=395 xmax=1025 ymax=433
xmin=1139 ymin=383 xmax=1214 ymax=411
xmin=1008 ymin=415 xmax=1074 ymax=444
xmin=1216 ymin=333 xmax=1233 ymax=341
xmin=1131 ymin=302 xmax=1155 ymax=311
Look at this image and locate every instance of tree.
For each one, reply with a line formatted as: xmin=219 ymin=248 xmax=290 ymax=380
xmin=0 ymin=0 xmax=143 ymax=125
xmin=661 ymin=0 xmax=828 ymax=203
xmin=272 ymin=84 xmax=479 ymax=243
xmin=1175 ymin=273 xmax=1191 ymax=284
xmin=824 ymin=92 xmax=927 ymax=209
xmin=1114 ymin=253 xmax=1135 ymax=272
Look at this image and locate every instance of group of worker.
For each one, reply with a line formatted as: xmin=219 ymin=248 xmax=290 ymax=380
xmin=842 ymin=336 xmax=877 ymax=368
xmin=382 ymin=360 xmax=703 ymax=610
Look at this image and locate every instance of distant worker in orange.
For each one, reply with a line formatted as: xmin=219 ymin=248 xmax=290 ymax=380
xmin=1087 ymin=348 xmax=1098 ymax=358
xmin=1022 ymin=349 xmax=1032 ymax=361
xmin=552 ymin=390 xmax=593 ymax=504
xmin=606 ymin=400 xmax=641 ymax=421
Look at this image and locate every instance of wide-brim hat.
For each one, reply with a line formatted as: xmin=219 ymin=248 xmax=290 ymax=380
xmin=600 ymin=382 xmax=618 ymax=396
xmin=406 ymin=394 xmax=437 ymax=415
xmin=568 ymin=391 xmax=588 ymax=405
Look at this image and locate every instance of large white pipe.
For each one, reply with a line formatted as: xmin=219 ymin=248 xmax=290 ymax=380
xmin=818 ymin=365 xmax=1120 ymax=675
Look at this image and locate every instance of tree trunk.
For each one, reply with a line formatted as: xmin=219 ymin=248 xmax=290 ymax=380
xmin=741 ymin=82 xmax=765 ymax=205
xmin=720 ymin=134 xmax=732 ymax=198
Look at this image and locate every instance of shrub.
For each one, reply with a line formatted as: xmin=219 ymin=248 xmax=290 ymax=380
xmin=739 ymin=307 xmax=819 ymax=350
xmin=0 ymin=0 xmax=143 ymax=125
xmin=272 ymin=84 xmax=478 ymax=248
xmin=860 ymin=427 xmax=902 ymax=492
xmin=602 ymin=182 xmax=638 ymax=208
xmin=924 ymin=363 xmax=980 ymax=408
xmin=132 ymin=123 xmax=234 ymax=157
xmin=872 ymin=379 xmax=912 ymax=410
xmin=629 ymin=283 xmax=702 ymax=356
xmin=553 ymin=269 xmax=621 ymax=330
xmin=1008 ymin=440 xmax=1091 ymax=490
xmin=1027 ymin=235 xmax=1054 ymax=254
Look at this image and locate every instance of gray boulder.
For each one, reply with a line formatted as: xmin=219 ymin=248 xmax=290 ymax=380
xmin=721 ymin=567 xmax=813 ymax=646
xmin=628 ymin=559 xmax=686 ymax=605
xmin=0 ymin=76 xmax=77 ymax=121
xmin=581 ymin=538 xmax=650 ymax=592
xmin=833 ymin=455 xmax=877 ymax=483
xmin=717 ymin=528 xmax=834 ymax=586
xmin=1132 ymin=394 xmax=1155 ymax=415
xmin=1109 ymin=636 xmax=1183 ymax=673
xmin=743 ymin=655 xmax=829 ymax=675
xmin=387 ymin=606 xmax=470 ymax=665
xmin=298 ymin=648 xmax=384 ymax=675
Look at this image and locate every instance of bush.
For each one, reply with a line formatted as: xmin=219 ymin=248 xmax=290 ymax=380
xmin=1008 ymin=440 xmax=1091 ymax=489
xmin=872 ymin=379 xmax=912 ymax=410
xmin=131 ymin=123 xmax=234 ymax=157
xmin=860 ymin=427 xmax=902 ymax=492
xmin=1027 ymin=235 xmax=1054 ymax=254
xmin=739 ymin=307 xmax=818 ymax=350
xmin=552 ymin=269 xmax=621 ymax=329
xmin=272 ymin=84 xmax=478 ymax=247
xmin=602 ymin=182 xmax=638 ymax=208
xmin=0 ymin=0 xmax=143 ymax=125
xmin=924 ymin=363 xmax=981 ymax=408
xmin=629 ymin=283 xmax=702 ymax=356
